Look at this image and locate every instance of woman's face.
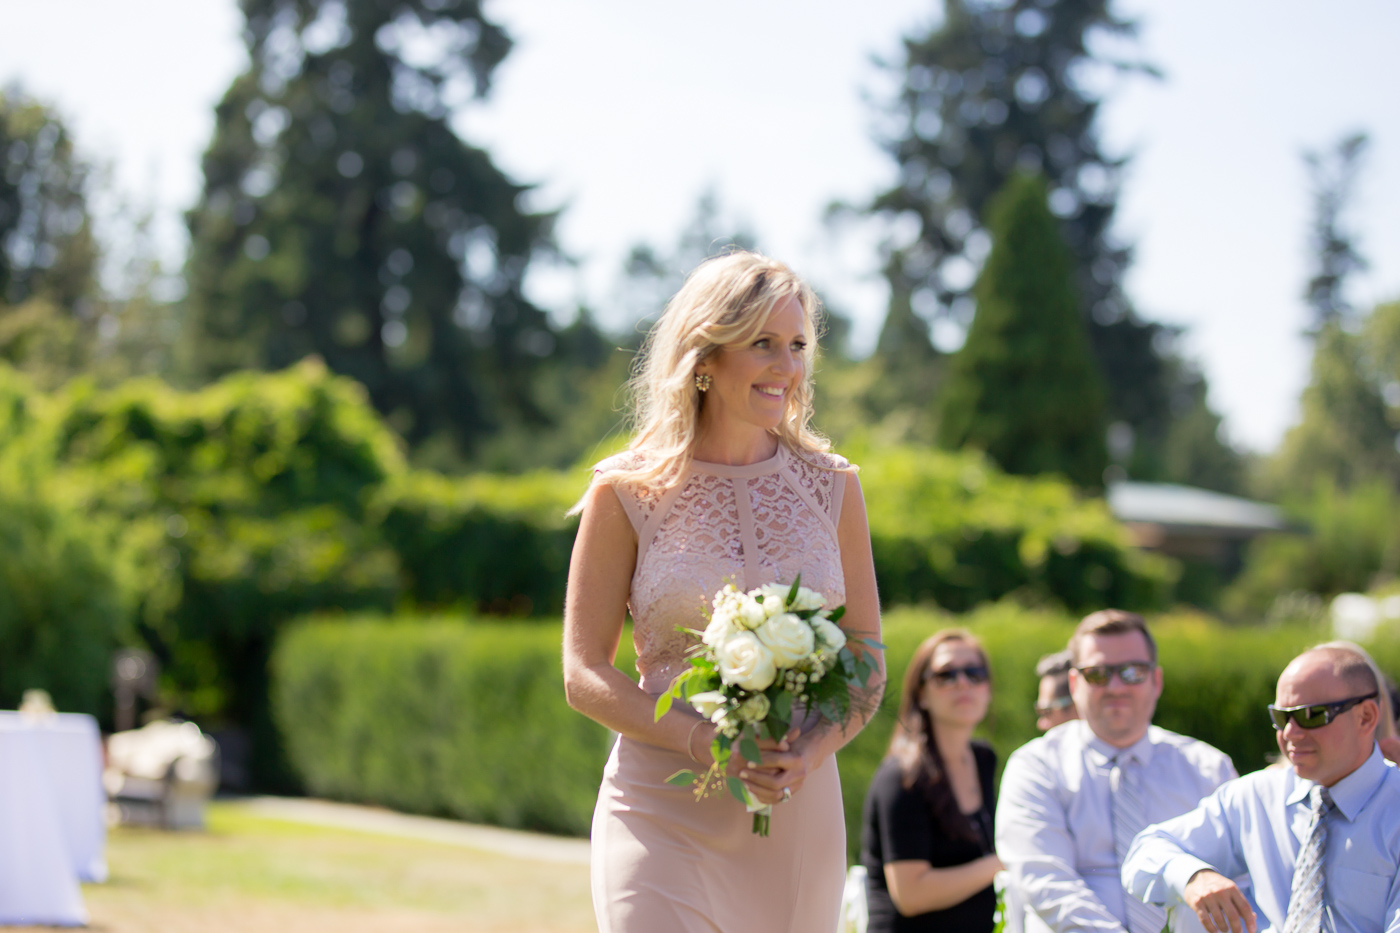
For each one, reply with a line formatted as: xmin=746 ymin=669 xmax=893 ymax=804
xmin=694 ymin=295 xmax=807 ymax=437
xmin=920 ymin=640 xmax=992 ymax=729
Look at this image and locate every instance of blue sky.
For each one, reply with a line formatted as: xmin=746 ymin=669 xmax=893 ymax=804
xmin=2 ymin=0 xmax=1396 ymax=453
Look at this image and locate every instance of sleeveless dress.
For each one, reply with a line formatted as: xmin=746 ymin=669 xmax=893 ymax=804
xmin=590 ymin=443 xmax=855 ymax=933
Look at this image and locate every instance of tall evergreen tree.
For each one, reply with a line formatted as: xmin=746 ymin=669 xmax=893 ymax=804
xmin=0 ymin=87 xmax=104 ymax=387
xmin=0 ymin=88 xmax=98 ymax=311
xmin=869 ymin=0 xmax=1218 ymax=479
xmin=938 ymin=172 xmax=1106 ymax=486
xmin=183 ymin=0 xmax=558 ymax=459
xmin=1268 ymin=319 xmax=1400 ymax=497
xmin=1302 ymin=132 xmax=1368 ymax=334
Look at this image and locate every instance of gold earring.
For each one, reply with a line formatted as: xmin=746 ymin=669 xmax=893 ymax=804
xmin=695 ymin=373 xmax=712 ymax=392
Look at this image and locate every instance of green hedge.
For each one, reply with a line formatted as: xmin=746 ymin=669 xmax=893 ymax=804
xmin=855 ymin=443 xmax=1175 ymax=612
xmin=370 ymin=471 xmax=579 ymax=616
xmin=366 ymin=441 xmax=1174 ymax=618
xmin=0 ymin=358 xmax=1174 ymax=789
xmin=272 ymin=617 xmax=628 ymax=835
xmin=271 ymin=607 xmax=1393 ymax=854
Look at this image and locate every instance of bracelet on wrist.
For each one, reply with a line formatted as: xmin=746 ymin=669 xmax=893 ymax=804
xmin=686 ymin=718 xmax=707 ymax=764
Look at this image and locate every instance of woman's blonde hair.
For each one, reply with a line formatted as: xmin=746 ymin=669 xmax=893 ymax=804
xmin=599 ymin=251 xmax=832 ymax=491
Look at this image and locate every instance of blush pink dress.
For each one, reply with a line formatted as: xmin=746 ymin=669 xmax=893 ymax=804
xmin=589 ymin=443 xmax=854 ymax=933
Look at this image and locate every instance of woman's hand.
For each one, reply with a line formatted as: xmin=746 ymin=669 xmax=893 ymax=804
xmin=736 ymin=728 xmax=815 ymax=805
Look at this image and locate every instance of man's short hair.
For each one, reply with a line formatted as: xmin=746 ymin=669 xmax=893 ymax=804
xmin=1069 ymin=609 xmax=1157 ymax=667
xmin=1036 ymin=650 xmax=1074 ymax=699
xmin=1306 ymin=644 xmax=1381 ymax=698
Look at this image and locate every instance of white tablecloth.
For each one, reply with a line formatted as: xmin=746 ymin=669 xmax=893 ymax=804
xmin=0 ymin=711 xmax=107 ymax=926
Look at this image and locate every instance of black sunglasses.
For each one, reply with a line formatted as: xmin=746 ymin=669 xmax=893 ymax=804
xmin=1035 ymin=696 xmax=1074 ymax=715
xmin=925 ymin=665 xmax=990 ymax=686
xmin=1075 ymin=662 xmax=1155 ymax=686
xmin=1267 ymin=693 xmax=1377 ymax=731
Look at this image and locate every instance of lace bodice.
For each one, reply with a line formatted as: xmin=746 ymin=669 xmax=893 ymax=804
xmin=596 ymin=445 xmax=854 ymax=695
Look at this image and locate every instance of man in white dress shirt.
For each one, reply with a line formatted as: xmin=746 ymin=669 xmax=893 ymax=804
xmin=1122 ymin=646 xmax=1400 ymax=933
xmin=996 ymin=610 xmax=1237 ymax=933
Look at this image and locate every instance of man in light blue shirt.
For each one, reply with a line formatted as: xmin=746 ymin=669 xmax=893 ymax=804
xmin=996 ymin=611 xmax=1237 ymax=933
xmin=1122 ymin=646 xmax=1400 ymax=933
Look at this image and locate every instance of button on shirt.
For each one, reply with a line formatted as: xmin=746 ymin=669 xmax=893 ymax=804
xmin=996 ymin=721 xmax=1237 ymax=933
xmin=1122 ymin=744 xmax=1400 ymax=933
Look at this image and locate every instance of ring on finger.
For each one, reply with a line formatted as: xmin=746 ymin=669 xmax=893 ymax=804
xmin=781 ymin=786 xmax=792 ymax=802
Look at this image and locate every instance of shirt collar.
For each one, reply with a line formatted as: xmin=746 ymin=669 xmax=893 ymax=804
xmin=1084 ymin=723 xmax=1157 ymax=769
xmin=1285 ymin=743 xmax=1388 ymax=819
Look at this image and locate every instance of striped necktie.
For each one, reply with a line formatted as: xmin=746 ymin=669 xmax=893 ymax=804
xmin=1283 ymin=785 xmax=1334 ymax=933
xmin=1111 ymin=755 xmax=1168 ymax=933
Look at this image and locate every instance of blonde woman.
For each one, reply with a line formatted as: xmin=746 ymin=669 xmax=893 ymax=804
xmin=563 ymin=252 xmax=884 ymax=931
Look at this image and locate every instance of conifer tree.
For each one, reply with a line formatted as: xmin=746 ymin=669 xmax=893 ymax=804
xmin=1268 ymin=321 xmax=1400 ymax=496
xmin=869 ymin=0 xmax=1239 ymax=484
xmin=937 ymin=172 xmax=1106 ymax=486
xmin=183 ymin=0 xmax=560 ymax=461
xmin=1302 ymin=132 xmax=1368 ymax=334
xmin=0 ymin=88 xmax=98 ymax=311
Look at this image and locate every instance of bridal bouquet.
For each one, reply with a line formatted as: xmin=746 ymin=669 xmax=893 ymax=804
xmin=654 ymin=576 xmax=883 ymax=835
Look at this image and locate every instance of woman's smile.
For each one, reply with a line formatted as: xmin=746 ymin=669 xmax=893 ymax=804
xmin=694 ymin=295 xmax=807 ymax=449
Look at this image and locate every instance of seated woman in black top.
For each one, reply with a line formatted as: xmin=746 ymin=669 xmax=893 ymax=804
xmin=861 ymin=628 xmax=1002 ymax=933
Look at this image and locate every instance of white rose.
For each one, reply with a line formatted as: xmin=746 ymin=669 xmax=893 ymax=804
xmin=688 ymin=691 xmax=728 ymax=721
xmin=753 ymin=583 xmax=792 ymax=616
xmin=791 ymin=586 xmax=826 ymax=612
xmin=702 ymin=608 xmax=741 ymax=649
xmin=756 ymin=612 xmax=816 ymax=668
xmin=734 ymin=594 xmax=767 ymax=630
xmin=810 ymin=615 xmax=847 ymax=654
xmin=736 ymin=693 xmax=771 ymax=723
xmin=716 ymin=632 xmax=778 ymax=691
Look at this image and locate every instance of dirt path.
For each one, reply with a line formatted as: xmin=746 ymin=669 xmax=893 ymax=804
xmin=237 ymin=796 xmax=592 ymax=864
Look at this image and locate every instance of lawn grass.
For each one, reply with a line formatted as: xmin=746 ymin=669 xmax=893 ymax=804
xmin=11 ymin=802 xmax=595 ymax=933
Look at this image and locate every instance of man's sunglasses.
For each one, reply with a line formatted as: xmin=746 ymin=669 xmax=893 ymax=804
xmin=925 ymin=665 xmax=990 ymax=686
xmin=1267 ymin=693 xmax=1377 ymax=731
xmin=1075 ymin=662 xmax=1155 ymax=686
xmin=1035 ymin=696 xmax=1074 ymax=715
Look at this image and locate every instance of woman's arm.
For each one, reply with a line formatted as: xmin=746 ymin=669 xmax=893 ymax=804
xmin=739 ymin=472 xmax=886 ymax=802
xmin=562 ymin=481 xmax=711 ymax=758
xmin=885 ymin=854 xmax=1004 ymax=916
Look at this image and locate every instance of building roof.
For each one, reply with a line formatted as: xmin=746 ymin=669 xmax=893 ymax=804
xmin=1107 ymin=481 xmax=1288 ymax=533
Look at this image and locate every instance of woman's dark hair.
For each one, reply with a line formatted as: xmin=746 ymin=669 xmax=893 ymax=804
xmin=887 ymin=628 xmax=991 ymax=847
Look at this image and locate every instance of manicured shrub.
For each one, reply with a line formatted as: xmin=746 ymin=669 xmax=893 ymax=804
xmin=853 ymin=442 xmax=1176 ymax=611
xmin=272 ymin=617 xmax=624 ymax=835
xmin=272 ymin=605 xmax=1365 ymax=857
xmin=371 ymin=470 xmax=582 ymax=615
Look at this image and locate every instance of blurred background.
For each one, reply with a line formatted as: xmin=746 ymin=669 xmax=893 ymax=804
xmin=1 ymin=0 xmax=1398 ymax=871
